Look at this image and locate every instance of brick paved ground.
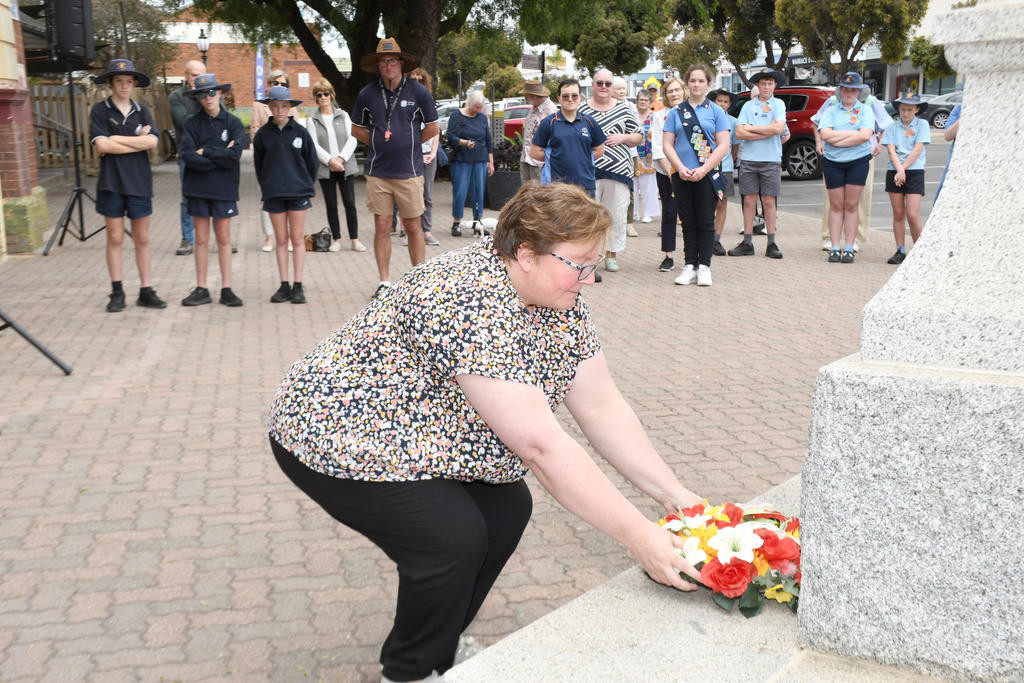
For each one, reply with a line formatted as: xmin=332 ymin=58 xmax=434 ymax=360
xmin=0 ymin=156 xmax=896 ymax=681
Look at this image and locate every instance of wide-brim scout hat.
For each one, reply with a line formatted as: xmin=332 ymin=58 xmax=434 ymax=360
xmin=749 ymin=68 xmax=787 ymax=87
xmin=709 ymin=89 xmax=739 ymax=107
xmin=259 ymin=85 xmax=302 ymax=106
xmin=522 ymin=80 xmax=549 ymax=97
xmin=360 ymin=37 xmax=419 ymax=74
xmin=837 ymin=72 xmax=870 ymax=90
xmin=186 ymin=73 xmax=232 ymax=99
xmin=894 ymin=92 xmax=929 ymax=115
xmin=94 ymin=58 xmax=151 ymax=88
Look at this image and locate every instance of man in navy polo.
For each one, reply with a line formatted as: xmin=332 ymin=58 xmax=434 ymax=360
xmin=530 ymin=79 xmax=606 ymax=197
xmin=351 ymin=37 xmax=438 ymax=300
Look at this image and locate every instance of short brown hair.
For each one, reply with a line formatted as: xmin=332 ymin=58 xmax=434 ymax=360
xmin=493 ymin=182 xmax=610 ymax=260
xmin=685 ymin=63 xmax=714 ymax=83
xmin=408 ymin=67 xmax=432 ymax=92
xmin=311 ymin=78 xmax=334 ymax=98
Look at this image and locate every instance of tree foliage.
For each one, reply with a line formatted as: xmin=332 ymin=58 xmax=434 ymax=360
xmin=673 ymin=0 xmax=795 ymax=87
xmin=94 ymin=0 xmax=177 ymax=83
xmin=775 ymin=0 xmax=929 ymax=81
xmin=657 ymin=28 xmax=722 ymax=80
xmin=908 ymin=36 xmax=954 ymax=80
xmin=482 ymin=63 xmax=526 ymax=100
xmin=435 ymin=24 xmax=523 ymax=98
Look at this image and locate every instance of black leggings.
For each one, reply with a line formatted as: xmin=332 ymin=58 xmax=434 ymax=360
xmin=671 ymin=174 xmax=718 ymax=267
xmin=656 ymin=172 xmax=678 ymax=253
xmin=319 ymin=172 xmax=358 ymax=240
xmin=270 ymin=437 xmax=532 ymax=681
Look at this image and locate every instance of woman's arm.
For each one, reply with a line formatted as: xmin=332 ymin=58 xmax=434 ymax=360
xmin=305 ymin=117 xmax=333 ymax=166
xmin=663 ymin=131 xmax=686 ymax=175
xmin=457 ymin=373 xmax=701 ymax=591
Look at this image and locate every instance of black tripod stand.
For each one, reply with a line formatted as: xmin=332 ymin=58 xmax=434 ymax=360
xmin=0 ymin=307 xmax=72 ymax=374
xmin=42 ymin=67 xmax=128 ymax=255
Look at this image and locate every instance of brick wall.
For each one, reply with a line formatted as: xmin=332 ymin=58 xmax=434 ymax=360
xmin=164 ymin=43 xmax=327 ymax=111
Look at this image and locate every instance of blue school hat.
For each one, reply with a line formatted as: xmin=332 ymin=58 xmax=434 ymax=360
xmin=837 ymin=72 xmax=870 ymax=90
xmin=186 ymin=73 xmax=232 ymax=99
xmin=259 ymin=85 xmax=302 ymax=106
xmin=894 ymin=92 xmax=929 ymax=115
xmin=94 ymin=59 xmax=151 ymax=88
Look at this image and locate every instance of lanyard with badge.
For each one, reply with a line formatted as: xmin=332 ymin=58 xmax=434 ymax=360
xmin=380 ymin=77 xmax=405 ymax=142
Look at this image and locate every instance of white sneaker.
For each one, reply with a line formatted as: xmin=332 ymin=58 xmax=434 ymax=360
xmin=641 ymin=216 xmax=653 ymax=223
xmin=328 ymin=239 xmax=342 ymax=252
xmin=853 ymin=241 xmax=860 ymax=253
xmin=287 ymin=242 xmax=294 ymax=253
xmin=822 ymin=240 xmax=832 ymax=251
xmin=674 ymin=264 xmax=697 ymax=285
xmin=697 ymin=264 xmax=712 ymax=287
xmin=626 ymin=225 xmax=639 ymax=237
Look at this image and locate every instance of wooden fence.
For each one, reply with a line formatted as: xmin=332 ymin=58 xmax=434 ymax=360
xmin=30 ymin=80 xmax=175 ymax=174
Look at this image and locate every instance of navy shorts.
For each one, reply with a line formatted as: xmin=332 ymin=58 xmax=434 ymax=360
xmin=822 ymin=155 xmax=871 ymax=189
xmin=187 ymin=197 xmax=239 ymax=219
xmin=885 ymin=169 xmax=925 ymax=195
xmin=262 ymin=197 xmax=312 ymax=214
xmin=95 ymin=191 xmax=152 ymax=219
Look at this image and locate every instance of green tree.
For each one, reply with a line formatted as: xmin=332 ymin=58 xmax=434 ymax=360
xmin=435 ymin=24 xmax=523 ymax=98
xmin=908 ymin=36 xmax=954 ymax=81
xmin=482 ymin=63 xmax=525 ymax=100
xmin=657 ymin=28 xmax=723 ymax=80
xmin=94 ymin=0 xmax=176 ymax=83
xmin=673 ymin=0 xmax=796 ymax=87
xmin=775 ymin=0 xmax=929 ymax=81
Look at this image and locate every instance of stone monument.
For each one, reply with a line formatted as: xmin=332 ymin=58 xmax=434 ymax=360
xmin=799 ymin=1 xmax=1024 ymax=680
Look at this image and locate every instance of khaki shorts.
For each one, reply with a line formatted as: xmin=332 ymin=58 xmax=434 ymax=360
xmin=366 ymin=175 xmax=425 ymax=219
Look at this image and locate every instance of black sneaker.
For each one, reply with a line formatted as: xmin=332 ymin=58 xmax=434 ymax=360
xmin=887 ymin=250 xmax=906 ymax=265
xmin=713 ymin=241 xmax=726 ymax=256
xmin=765 ymin=243 xmax=783 ymax=259
xmin=175 ymin=239 xmax=193 ymax=256
xmin=219 ymin=288 xmax=243 ymax=307
xmin=828 ymin=250 xmax=841 ymax=263
xmin=290 ymin=283 xmax=306 ymax=304
xmin=451 ymin=222 xmax=462 ymax=237
xmin=658 ymin=256 xmax=674 ymax=272
xmin=137 ymin=287 xmax=167 ymax=309
xmin=231 ymin=245 xmax=238 ymax=254
xmin=270 ymin=283 xmax=292 ymax=303
xmin=594 ymin=271 xmax=602 ymax=283
xmin=372 ymin=282 xmax=391 ymax=300
xmin=106 ymin=290 xmax=125 ymax=313
xmin=753 ymin=224 xmax=768 ymax=236
xmin=727 ymin=241 xmax=755 ymax=256
xmin=841 ymin=250 xmax=855 ymax=264
xmin=182 ymin=287 xmax=212 ymax=306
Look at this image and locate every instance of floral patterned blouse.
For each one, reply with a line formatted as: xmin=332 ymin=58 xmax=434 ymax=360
xmin=268 ymin=238 xmax=601 ymax=483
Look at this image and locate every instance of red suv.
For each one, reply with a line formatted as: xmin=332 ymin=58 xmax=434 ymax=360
xmin=727 ymin=86 xmax=834 ymax=180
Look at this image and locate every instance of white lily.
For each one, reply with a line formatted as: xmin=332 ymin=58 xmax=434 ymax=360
xmin=683 ymin=512 xmax=711 ymax=529
xmin=664 ymin=518 xmax=684 ymax=532
xmin=676 ymin=536 xmax=708 ymax=566
xmin=708 ymin=523 xmax=764 ymax=564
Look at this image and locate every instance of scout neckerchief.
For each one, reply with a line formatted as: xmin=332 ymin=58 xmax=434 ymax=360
xmin=676 ymin=99 xmax=727 ymax=200
xmin=380 ymin=76 xmax=406 ymax=142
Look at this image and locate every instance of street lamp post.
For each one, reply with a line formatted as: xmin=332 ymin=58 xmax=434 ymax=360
xmin=197 ymin=29 xmax=210 ymax=66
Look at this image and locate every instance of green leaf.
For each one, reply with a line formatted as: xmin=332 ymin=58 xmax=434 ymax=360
xmin=711 ymin=591 xmax=737 ymax=612
xmin=789 ymin=597 xmax=799 ymax=613
xmin=739 ymin=600 xmax=765 ymax=618
xmin=739 ymin=582 xmax=762 ymax=610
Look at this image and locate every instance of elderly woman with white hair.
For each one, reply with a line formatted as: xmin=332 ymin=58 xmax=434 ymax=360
xmin=447 ymin=90 xmax=494 ymax=236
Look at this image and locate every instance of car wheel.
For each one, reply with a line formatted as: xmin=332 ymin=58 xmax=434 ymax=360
xmin=784 ymin=139 xmax=821 ymax=180
xmin=931 ymin=110 xmax=949 ymax=129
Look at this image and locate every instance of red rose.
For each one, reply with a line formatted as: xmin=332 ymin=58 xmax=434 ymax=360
xmin=680 ymin=502 xmax=706 ymax=518
xmin=720 ymin=502 xmax=744 ymax=528
xmin=754 ymin=529 xmax=801 ymax=570
xmin=700 ymin=557 xmax=755 ymax=598
xmin=785 ymin=518 xmax=800 ymax=535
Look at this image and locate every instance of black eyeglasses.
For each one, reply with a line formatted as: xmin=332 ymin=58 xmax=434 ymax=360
xmin=270 ymin=80 xmax=286 ymax=87
xmin=315 ymin=92 xmax=331 ymax=98
xmin=196 ymin=89 xmax=218 ymax=99
xmin=550 ymin=252 xmax=604 ymax=280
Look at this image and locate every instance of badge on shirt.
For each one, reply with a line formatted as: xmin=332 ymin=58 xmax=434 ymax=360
xmin=683 ymin=110 xmax=692 ymax=119
xmin=905 ymin=127 xmax=914 ymax=137
xmin=292 ymin=137 xmax=303 ymax=149
xmin=221 ymin=130 xmax=228 ymax=142
xmin=134 ymin=124 xmax=144 ymax=136
xmin=762 ymin=104 xmax=771 ymax=113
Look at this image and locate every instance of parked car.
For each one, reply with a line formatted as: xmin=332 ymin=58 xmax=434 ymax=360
xmin=728 ymin=86 xmax=835 ymax=180
xmin=502 ymin=104 xmax=532 ymax=139
xmin=436 ymin=101 xmax=461 ymax=135
xmin=923 ymin=91 xmax=963 ymax=129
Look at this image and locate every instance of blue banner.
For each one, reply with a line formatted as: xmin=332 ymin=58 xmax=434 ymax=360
xmin=254 ymin=43 xmax=266 ymax=101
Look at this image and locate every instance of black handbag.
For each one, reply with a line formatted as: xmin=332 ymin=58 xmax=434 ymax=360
xmin=312 ymin=227 xmax=332 ymax=252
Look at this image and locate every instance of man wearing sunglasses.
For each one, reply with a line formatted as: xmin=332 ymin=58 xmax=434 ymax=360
xmin=530 ymin=79 xmax=606 ymax=197
xmin=168 ymin=59 xmax=206 ymax=256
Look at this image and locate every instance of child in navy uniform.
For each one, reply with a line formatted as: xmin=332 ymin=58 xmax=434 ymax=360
xmin=179 ymin=74 xmax=247 ymax=306
xmin=253 ymin=86 xmax=319 ymax=304
xmin=89 ymin=59 xmax=165 ymax=312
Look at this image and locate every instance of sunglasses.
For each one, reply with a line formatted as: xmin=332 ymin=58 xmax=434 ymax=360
xmin=380 ymin=58 xmax=401 ymax=65
xmin=196 ymin=89 xmax=218 ymax=99
xmin=315 ymin=92 xmax=332 ymax=98
xmin=594 ymin=80 xmax=613 ymax=87
xmin=560 ymin=93 xmax=580 ymax=101
xmin=270 ymin=80 xmax=287 ymax=87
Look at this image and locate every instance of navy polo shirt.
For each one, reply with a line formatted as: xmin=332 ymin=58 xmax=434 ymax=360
xmin=532 ymin=111 xmax=607 ymax=193
xmin=352 ymin=76 xmax=438 ymax=179
xmin=89 ymin=98 xmax=159 ymax=197
xmin=180 ymin=106 xmax=246 ymax=201
xmin=252 ymin=118 xmax=320 ymax=201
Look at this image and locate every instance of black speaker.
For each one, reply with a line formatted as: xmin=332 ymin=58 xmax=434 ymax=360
xmin=47 ymin=0 xmax=95 ymax=62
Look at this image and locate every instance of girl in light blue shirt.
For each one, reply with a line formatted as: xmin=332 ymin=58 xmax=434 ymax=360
xmin=881 ymin=94 xmax=931 ymax=264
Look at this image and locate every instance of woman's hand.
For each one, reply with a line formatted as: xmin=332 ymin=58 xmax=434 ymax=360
xmin=627 ymin=521 xmax=701 ymax=591
xmin=329 ymin=157 xmax=345 ymax=172
xmin=487 ymin=160 xmax=494 ymax=176
xmin=894 ymin=169 xmax=906 ymax=186
xmin=423 ymin=152 xmax=434 ymax=165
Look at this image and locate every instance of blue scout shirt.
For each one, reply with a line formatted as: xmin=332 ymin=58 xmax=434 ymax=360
xmin=881 ymin=117 xmax=930 ymax=171
xmin=818 ymin=101 xmax=876 ymax=163
xmin=936 ymin=104 xmax=961 ymax=200
xmin=532 ymin=111 xmax=607 ymax=193
xmin=180 ymin=106 xmax=246 ymax=201
xmin=89 ymin=98 xmax=159 ymax=197
xmin=721 ymin=114 xmax=738 ymax=173
xmin=664 ymin=99 xmax=730 ymax=170
xmin=352 ymin=76 xmax=438 ymax=179
xmin=252 ymin=117 xmax=319 ymax=201
xmin=736 ymin=96 xmax=786 ymax=162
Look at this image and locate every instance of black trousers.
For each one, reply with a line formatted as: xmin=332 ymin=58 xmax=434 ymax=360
xmin=656 ymin=172 xmax=678 ymax=253
xmin=319 ymin=172 xmax=359 ymax=240
xmin=271 ymin=437 xmax=532 ymax=681
xmin=671 ymin=174 xmax=718 ymax=267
